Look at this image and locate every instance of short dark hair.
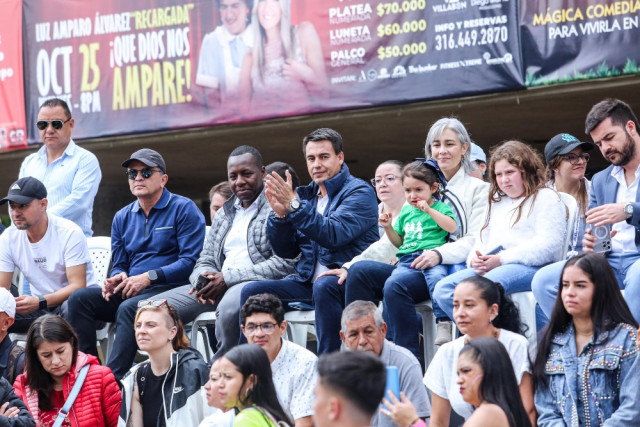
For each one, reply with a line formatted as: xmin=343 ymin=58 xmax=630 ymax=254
xmin=585 ymin=98 xmax=640 ymax=134
xmin=241 ymin=293 xmax=285 ymax=325
xmin=38 ymin=98 xmax=72 ymax=119
xmin=460 ymin=338 xmax=532 ymax=427
xmin=25 ymin=315 xmax=79 ymax=411
xmin=216 ymin=0 xmax=253 ymax=10
xmin=302 ymin=128 xmax=343 ymax=155
xmin=265 ymin=161 xmax=300 ymax=189
xmin=317 ymin=351 xmax=386 ymax=418
xmin=209 ymin=181 xmax=233 ymax=201
xmin=229 ymin=145 xmax=263 ymax=168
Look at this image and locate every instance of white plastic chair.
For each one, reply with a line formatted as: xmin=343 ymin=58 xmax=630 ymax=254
xmin=511 ymin=192 xmax=578 ymax=355
xmin=87 ymin=236 xmax=115 ymax=362
xmin=190 ymin=311 xmax=217 ymax=361
xmin=415 ymin=301 xmax=436 ymax=371
xmin=284 ymin=310 xmax=316 ymax=348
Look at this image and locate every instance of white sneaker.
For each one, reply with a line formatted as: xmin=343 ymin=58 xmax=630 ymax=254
xmin=435 ymin=321 xmax=453 ymax=345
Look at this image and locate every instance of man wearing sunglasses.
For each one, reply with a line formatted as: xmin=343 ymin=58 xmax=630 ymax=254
xmin=19 ymin=98 xmax=101 ymax=237
xmin=0 ymin=177 xmax=97 ymax=332
xmin=67 ymin=148 xmax=205 ymax=381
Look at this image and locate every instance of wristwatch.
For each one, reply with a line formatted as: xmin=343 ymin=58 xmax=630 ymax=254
xmin=38 ymin=295 xmax=47 ymax=310
xmin=624 ymin=202 xmax=634 ymax=220
xmin=288 ymin=198 xmax=301 ymax=212
xmin=147 ymin=270 xmax=159 ymax=284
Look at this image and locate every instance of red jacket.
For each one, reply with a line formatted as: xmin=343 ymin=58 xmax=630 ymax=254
xmin=13 ymin=352 xmax=121 ymax=427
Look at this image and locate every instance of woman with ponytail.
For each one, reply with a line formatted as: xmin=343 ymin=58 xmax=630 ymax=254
xmin=119 ymin=300 xmax=210 ymax=427
xmin=382 ymin=276 xmax=535 ymax=427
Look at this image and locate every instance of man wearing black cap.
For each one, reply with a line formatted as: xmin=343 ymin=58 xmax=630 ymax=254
xmin=0 ymin=177 xmax=97 ymax=332
xmin=67 ymin=149 xmax=205 ymax=380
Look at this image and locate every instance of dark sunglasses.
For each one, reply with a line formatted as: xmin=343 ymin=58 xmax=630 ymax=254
xmin=126 ymin=168 xmax=161 ymax=180
xmin=36 ymin=118 xmax=72 ymax=131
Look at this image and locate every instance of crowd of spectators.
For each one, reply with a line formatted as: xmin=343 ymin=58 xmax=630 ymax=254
xmin=0 ymin=96 xmax=639 ymax=426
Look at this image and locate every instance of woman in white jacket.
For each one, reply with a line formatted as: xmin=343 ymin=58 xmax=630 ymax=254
xmin=433 ymin=140 xmax=567 ymax=322
xmin=343 ymin=118 xmax=490 ymax=361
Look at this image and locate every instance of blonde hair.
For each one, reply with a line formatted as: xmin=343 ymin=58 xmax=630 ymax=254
xmin=134 ymin=302 xmax=189 ymax=351
xmin=252 ymin=0 xmax=293 ymax=84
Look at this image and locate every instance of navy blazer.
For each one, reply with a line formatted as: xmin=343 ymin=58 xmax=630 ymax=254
xmin=589 ymin=164 xmax=640 ymax=251
xmin=267 ymin=164 xmax=379 ymax=283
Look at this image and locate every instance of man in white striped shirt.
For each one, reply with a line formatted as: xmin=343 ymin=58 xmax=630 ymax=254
xmin=19 ymin=98 xmax=101 ymax=237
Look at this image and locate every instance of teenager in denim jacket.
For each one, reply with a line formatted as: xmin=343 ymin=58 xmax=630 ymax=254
xmin=533 ymin=253 xmax=640 ymax=426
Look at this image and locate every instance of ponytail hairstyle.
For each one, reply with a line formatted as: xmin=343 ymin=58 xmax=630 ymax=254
xmin=483 ymin=140 xmax=546 ymax=234
xmin=402 ymin=161 xmax=442 ymax=199
xmin=460 ymin=337 xmax=532 ymax=427
xmin=458 ymin=275 xmax=527 ymax=336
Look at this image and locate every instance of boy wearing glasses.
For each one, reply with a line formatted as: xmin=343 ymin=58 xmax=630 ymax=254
xmin=241 ymin=293 xmax=317 ymax=427
xmin=19 ymin=98 xmax=101 ymax=237
xmin=67 ymin=148 xmax=205 ymax=381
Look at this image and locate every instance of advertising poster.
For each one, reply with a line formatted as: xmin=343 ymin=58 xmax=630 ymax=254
xmin=521 ymin=0 xmax=640 ymax=86
xmin=23 ymin=0 xmax=524 ymax=143
xmin=0 ymin=0 xmax=27 ymax=151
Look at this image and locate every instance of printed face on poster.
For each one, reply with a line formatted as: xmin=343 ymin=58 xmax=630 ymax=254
xmin=20 ymin=0 xmax=524 ymax=144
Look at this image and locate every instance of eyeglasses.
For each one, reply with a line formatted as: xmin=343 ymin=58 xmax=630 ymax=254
xmin=137 ymin=299 xmax=168 ymax=308
xmin=371 ymin=175 xmax=400 ymax=187
xmin=126 ymin=168 xmax=161 ymax=180
xmin=36 ymin=118 xmax=72 ymax=131
xmin=243 ymin=322 xmax=277 ymax=335
xmin=561 ymin=153 xmax=590 ymax=165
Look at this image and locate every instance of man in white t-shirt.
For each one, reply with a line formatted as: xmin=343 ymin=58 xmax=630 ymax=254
xmin=0 ymin=177 xmax=96 ymax=332
xmin=340 ymin=300 xmax=431 ymax=427
xmin=240 ymin=293 xmax=316 ymax=427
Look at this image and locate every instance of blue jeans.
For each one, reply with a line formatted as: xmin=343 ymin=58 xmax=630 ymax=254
xmin=605 ymin=252 xmax=640 ymax=323
xmin=433 ymin=264 xmax=540 ymax=320
xmin=67 ymin=284 xmax=173 ymax=380
xmin=532 ymin=252 xmax=640 ymax=323
xmin=312 ymin=275 xmax=345 ymax=355
xmin=383 ymin=253 xmax=449 ymax=360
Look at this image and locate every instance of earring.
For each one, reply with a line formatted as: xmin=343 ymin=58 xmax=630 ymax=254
xmin=243 ymin=388 xmax=252 ymax=399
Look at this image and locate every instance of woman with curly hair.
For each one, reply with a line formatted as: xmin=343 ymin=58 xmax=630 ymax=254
xmin=433 ymin=140 xmax=567 ymax=323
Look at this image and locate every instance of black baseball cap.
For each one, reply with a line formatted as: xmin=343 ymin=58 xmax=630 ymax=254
xmin=0 ymin=177 xmax=47 ymax=205
xmin=122 ymin=148 xmax=166 ymax=173
xmin=544 ymin=133 xmax=594 ymax=163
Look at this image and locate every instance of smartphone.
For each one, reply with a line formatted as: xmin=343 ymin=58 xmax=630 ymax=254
xmin=486 ymin=245 xmax=504 ymax=255
xmin=382 ymin=366 xmax=400 ymax=411
xmin=193 ymin=274 xmax=209 ymax=292
xmin=288 ymin=302 xmax=314 ymax=311
xmin=592 ymin=225 xmax=612 ymax=254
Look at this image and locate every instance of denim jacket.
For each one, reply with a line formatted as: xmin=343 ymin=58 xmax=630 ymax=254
xmin=535 ymin=323 xmax=640 ymax=426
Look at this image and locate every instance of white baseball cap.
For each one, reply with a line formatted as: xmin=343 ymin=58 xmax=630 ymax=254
xmin=0 ymin=288 xmax=16 ymax=317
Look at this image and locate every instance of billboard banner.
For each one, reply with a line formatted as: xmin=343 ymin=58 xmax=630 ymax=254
xmin=521 ymin=0 xmax=640 ymax=86
xmin=23 ymin=0 xmax=524 ymax=142
xmin=0 ymin=0 xmax=27 ymax=151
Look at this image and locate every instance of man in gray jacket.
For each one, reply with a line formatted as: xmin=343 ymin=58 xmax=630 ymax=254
xmin=160 ymin=145 xmax=296 ymax=355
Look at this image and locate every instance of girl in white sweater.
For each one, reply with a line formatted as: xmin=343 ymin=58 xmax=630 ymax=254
xmin=433 ymin=140 xmax=567 ymax=321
